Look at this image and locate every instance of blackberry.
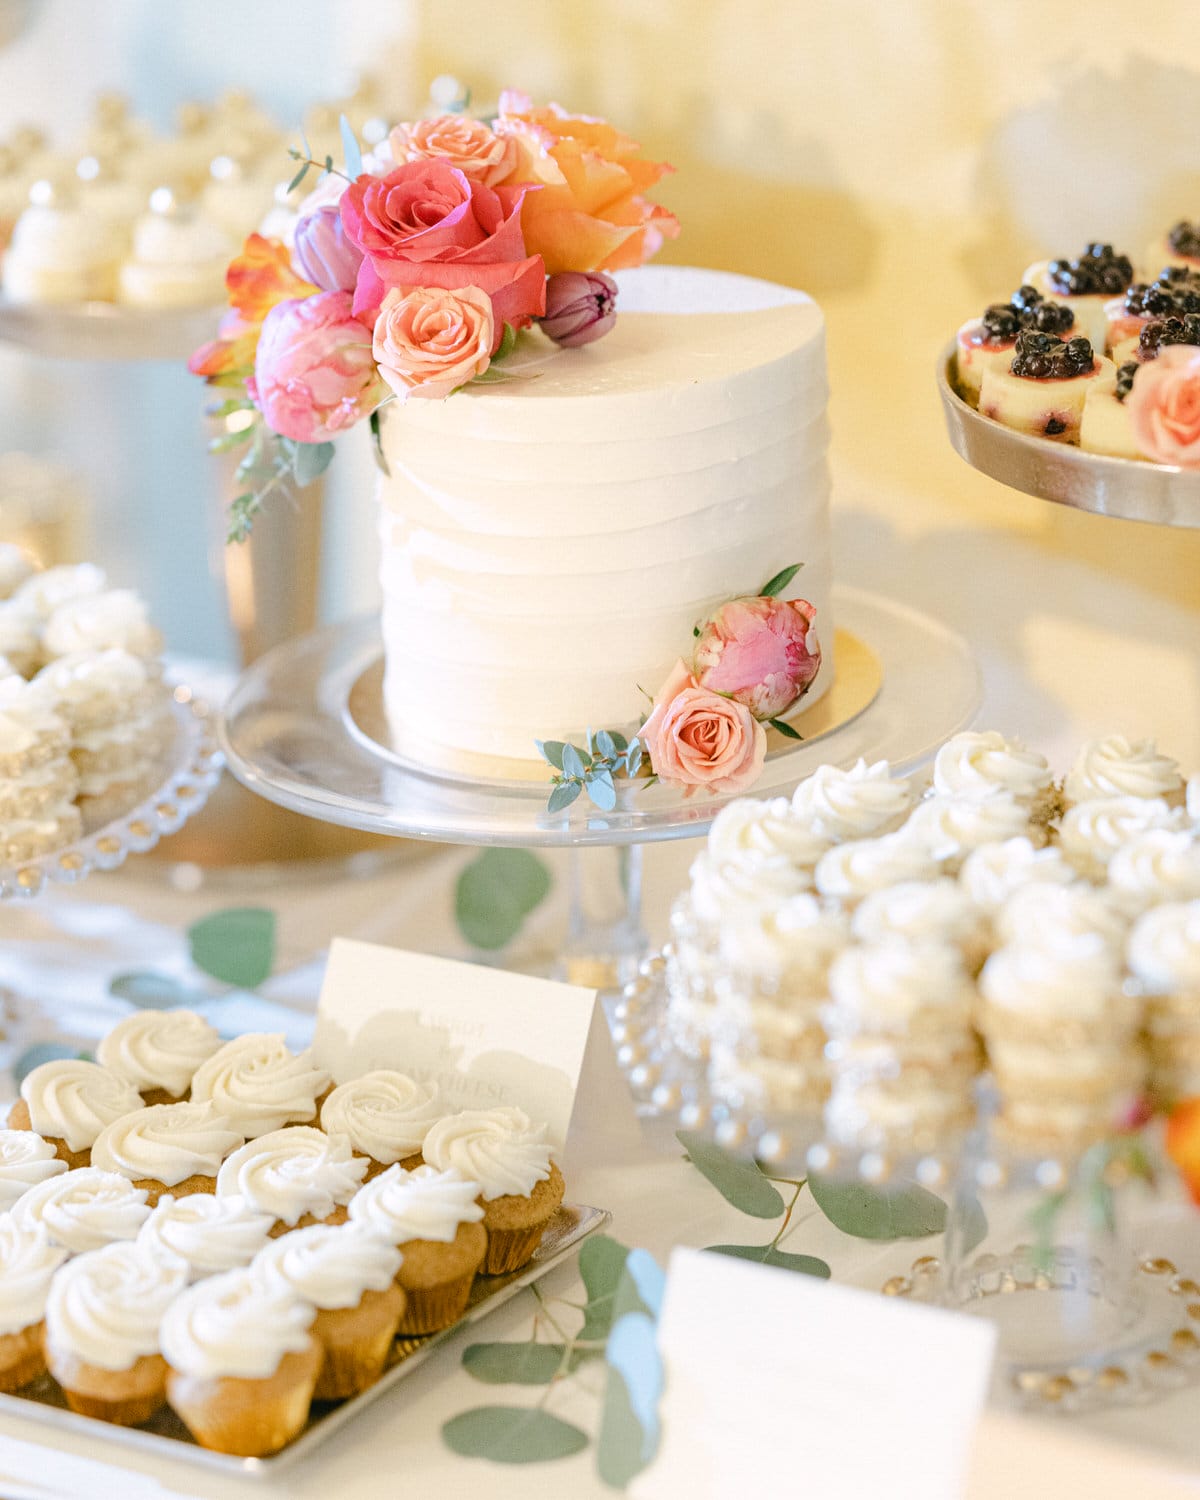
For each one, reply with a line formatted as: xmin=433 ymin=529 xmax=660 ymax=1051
xmin=1167 ymin=221 xmax=1200 ymax=259
xmin=1114 ymin=362 xmax=1138 ymax=403
xmin=1123 ymin=270 xmax=1200 ymax=318
xmin=980 ymin=285 xmax=1074 ymax=342
xmin=1046 ymin=243 xmax=1134 ymax=296
xmin=1138 ymin=313 xmax=1200 ymax=357
xmin=1010 ymin=329 xmax=1096 ymax=378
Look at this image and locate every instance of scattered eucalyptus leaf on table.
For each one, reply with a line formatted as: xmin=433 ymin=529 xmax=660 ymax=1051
xmin=108 ymin=971 xmax=202 ymax=1009
xmin=187 ymin=907 xmax=276 ymax=989
xmin=598 ymin=1310 xmax=664 ymax=1489
xmin=577 ymin=1234 xmax=632 ymax=1342
xmin=676 ymin=1129 xmax=786 ymax=1218
xmin=705 ymin=1242 xmax=831 ymax=1277
xmin=808 ymin=1174 xmax=947 ymax=1241
xmin=442 ymin=1406 xmax=589 ymax=1465
xmin=463 ymin=1342 xmax=567 ymax=1386
xmin=454 ymin=848 xmax=552 ymax=951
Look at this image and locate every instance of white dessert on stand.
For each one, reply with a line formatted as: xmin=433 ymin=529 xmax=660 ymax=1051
xmin=978 ymin=330 xmax=1112 ymax=443
xmin=117 ymin=189 xmax=232 ymax=309
xmin=2 ymin=180 xmax=124 ymax=305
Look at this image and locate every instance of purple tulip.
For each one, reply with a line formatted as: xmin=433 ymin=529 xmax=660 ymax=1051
xmin=292 ymin=205 xmax=364 ymax=294
xmin=539 ymin=270 xmax=618 ymax=348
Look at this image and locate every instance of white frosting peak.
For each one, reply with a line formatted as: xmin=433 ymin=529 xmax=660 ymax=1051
xmin=0 ymin=1128 xmax=68 ymax=1213
xmin=995 ymin=882 xmax=1128 ymax=956
xmin=791 ymin=758 xmax=914 ymax=841
xmin=254 ymin=1222 xmax=402 ymax=1310
xmin=814 ymin=832 xmax=941 ymax=899
xmin=718 ymin=890 xmax=850 ymax=980
xmin=1127 ymin=900 xmax=1200 ymax=992
xmin=11 ymin=562 xmax=106 ymax=620
xmin=706 ymin=796 xmax=829 ymax=869
xmin=420 ymin=1107 xmax=553 ymax=1201
xmin=96 ymin=1009 xmax=221 ymax=1098
xmin=826 ymin=940 xmax=973 ymax=1034
xmin=189 ymin=1034 xmax=330 ymax=1139
xmin=980 ymin=940 xmax=1124 ymax=1021
xmin=1065 ymin=736 xmax=1183 ymax=804
xmin=958 ymin=837 xmax=1075 ymax=913
xmin=902 ymin=792 xmax=1032 ymax=864
xmin=348 ymin=1163 xmax=484 ymax=1244
xmin=90 ymin=1102 xmax=243 ymax=1186
xmin=45 ymin=1241 xmax=187 ymax=1371
xmin=689 ymin=849 xmax=811 ymax=925
xmin=1107 ymin=829 xmax=1200 ymax=913
xmin=160 ymin=1267 xmax=315 ymax=1380
xmin=19 ymin=1059 xmax=144 ymax=1153
xmin=0 ymin=1218 xmax=68 ymax=1336
xmin=215 ymin=1126 xmax=367 ymax=1226
xmin=852 ymin=879 xmax=985 ymax=951
xmin=12 ymin=1166 xmax=151 ymax=1253
xmin=1058 ymin=796 xmax=1183 ymax=871
xmin=933 ymin=730 xmax=1053 ymax=804
xmin=137 ymin=1191 xmax=275 ymax=1280
xmin=319 ymin=1071 xmax=441 ymax=1165
xmin=42 ymin=588 xmax=160 ymax=659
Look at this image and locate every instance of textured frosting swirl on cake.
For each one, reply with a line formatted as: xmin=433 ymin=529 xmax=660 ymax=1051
xmin=90 ymin=1102 xmax=243 ymax=1186
xmin=215 ymin=1127 xmax=367 ymax=1226
xmin=826 ymin=940 xmax=972 ymax=1034
xmin=980 ymin=939 xmax=1124 ymax=1020
xmin=13 ymin=1167 xmax=151 ymax=1253
xmin=42 ymin=588 xmax=161 ymax=659
xmin=706 ymin=797 xmax=830 ymax=869
xmin=1107 ymin=830 xmax=1200 ymax=912
xmin=689 ymin=850 xmax=811 ymax=924
xmin=718 ymin=891 xmax=850 ymax=981
xmin=995 ymin=882 xmax=1129 ymax=956
xmin=254 ymin=1222 xmax=402 ymax=1310
xmin=319 ymin=1071 xmax=442 ymax=1164
xmin=188 ymin=1034 xmax=330 ymax=1139
xmin=11 ymin=563 xmax=106 ymax=620
xmin=932 ymin=731 xmax=1053 ymax=805
xmin=0 ymin=1128 xmax=68 ymax=1212
xmin=957 ymin=837 xmax=1076 ymax=913
xmin=19 ymin=1059 xmax=144 ymax=1153
xmin=791 ymin=758 xmax=914 ymax=841
xmin=137 ymin=1192 xmax=275 ymax=1279
xmin=420 ymin=1107 xmax=552 ymax=1202
xmin=45 ymin=1241 xmax=187 ymax=1372
xmin=851 ymin=879 xmax=986 ymax=952
xmin=96 ymin=1009 xmax=222 ymax=1099
xmin=159 ymin=1266 xmax=315 ymax=1380
xmin=1127 ymin=901 xmax=1200 ymax=992
xmin=0 ymin=1219 xmax=68 ymax=1336
xmin=902 ymin=792 xmax=1033 ymax=864
xmin=1059 ymin=795 xmax=1183 ymax=872
xmin=1064 ymin=736 xmax=1183 ymax=804
xmin=348 ymin=1163 xmax=485 ymax=1244
xmin=814 ymin=832 xmax=940 ymax=900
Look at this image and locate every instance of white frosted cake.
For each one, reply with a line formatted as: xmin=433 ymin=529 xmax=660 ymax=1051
xmin=376 ymin=265 xmax=834 ymax=773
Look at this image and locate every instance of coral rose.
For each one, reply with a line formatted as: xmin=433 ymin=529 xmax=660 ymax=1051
xmin=495 ymin=90 xmax=678 ymax=275
xmin=339 ymin=160 xmax=545 ymax=343
xmin=640 ymin=659 xmax=766 ymax=798
xmin=389 ymin=114 xmax=517 ymax=187
xmin=693 ymin=594 xmax=822 ymax=721
xmin=1127 ymin=345 xmax=1200 ymax=467
xmin=372 ymin=284 xmax=494 ymax=401
xmin=253 ymin=291 xmax=382 ymax=442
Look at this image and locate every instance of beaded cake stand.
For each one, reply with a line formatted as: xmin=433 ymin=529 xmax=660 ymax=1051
xmin=937 ymin=342 xmax=1200 ymax=528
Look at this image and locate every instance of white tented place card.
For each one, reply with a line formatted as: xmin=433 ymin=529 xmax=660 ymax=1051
xmin=313 ymin=938 xmax=612 ymax=1151
xmin=634 ymin=1247 xmax=997 ymax=1500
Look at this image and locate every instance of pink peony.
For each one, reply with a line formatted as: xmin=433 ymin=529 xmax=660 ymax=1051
xmin=253 ymin=291 xmax=382 ymax=443
xmin=389 ymin=114 xmax=517 ymax=187
xmin=640 ymin=659 xmax=766 ymax=798
xmin=372 ymin=284 xmax=494 ymax=401
xmin=292 ymin=205 xmax=363 ymax=293
xmin=1127 ymin=344 xmax=1200 ymax=467
xmin=339 ymin=160 xmax=545 ymax=344
xmin=540 ymin=270 xmax=618 ymax=347
xmin=693 ymin=595 xmax=821 ymax=721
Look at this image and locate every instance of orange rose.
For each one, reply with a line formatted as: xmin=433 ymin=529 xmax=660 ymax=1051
xmin=189 ymin=234 xmax=316 ymax=384
xmin=495 ymin=90 xmax=678 ymax=275
xmin=1167 ymin=1096 xmax=1200 ymax=1206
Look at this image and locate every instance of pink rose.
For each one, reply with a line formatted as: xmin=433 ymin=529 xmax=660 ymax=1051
xmin=693 ymin=594 xmax=821 ymax=720
xmin=1127 ymin=344 xmax=1200 ymax=467
xmin=372 ymin=284 xmax=494 ymax=401
xmin=389 ymin=114 xmax=518 ymax=187
xmin=253 ymin=291 xmax=382 ymax=443
xmin=640 ymin=659 xmax=766 ymax=798
xmin=339 ymin=161 xmax=546 ymax=344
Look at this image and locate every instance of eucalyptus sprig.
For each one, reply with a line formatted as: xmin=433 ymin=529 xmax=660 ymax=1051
xmin=285 ymin=114 xmax=361 ymax=195
xmin=537 ymin=728 xmax=645 ymax=814
xmin=219 ymin=415 xmax=334 ymax=543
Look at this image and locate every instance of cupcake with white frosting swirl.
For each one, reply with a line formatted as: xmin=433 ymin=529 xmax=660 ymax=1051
xmin=254 ymin=1222 xmax=405 ymax=1399
xmin=349 ymin=1163 xmax=487 ymax=1333
xmin=137 ymin=1192 xmax=275 ymax=1281
xmin=189 ymin=1033 xmax=331 ymax=1139
xmin=1058 ymin=795 xmax=1184 ymax=879
xmin=791 ymin=758 xmax=915 ymax=842
xmin=215 ymin=1126 xmax=367 ymax=1234
xmin=901 ymin=791 xmax=1037 ymax=872
xmin=0 ymin=1219 xmax=68 ymax=1391
xmin=96 ymin=1009 xmax=222 ymax=1105
xmin=1127 ymin=900 xmax=1200 ymax=1105
xmin=994 ymin=882 xmax=1129 ymax=958
xmin=9 ymin=1058 xmax=143 ymax=1168
xmin=161 ymin=1266 xmax=320 ymax=1457
xmin=91 ymin=1102 xmax=244 ymax=1204
xmin=1107 ymin=829 xmax=1200 ymax=916
xmin=319 ymin=1070 xmax=442 ymax=1177
xmin=421 ymin=1107 xmax=563 ymax=1275
xmin=13 ymin=1166 xmax=152 ymax=1253
xmin=931 ymin=730 xmax=1058 ymax=821
xmin=0 ymin=1127 xmax=68 ymax=1213
xmin=814 ymin=831 xmax=941 ymax=904
xmin=1063 ymin=735 xmax=1184 ymax=808
xmin=958 ymin=837 xmax=1075 ymax=917
xmin=44 ymin=1240 xmax=188 ymax=1426
xmin=852 ymin=879 xmax=989 ymax=972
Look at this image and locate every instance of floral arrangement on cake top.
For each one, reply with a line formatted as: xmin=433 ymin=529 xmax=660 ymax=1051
xmin=189 ymin=97 xmax=677 ymax=541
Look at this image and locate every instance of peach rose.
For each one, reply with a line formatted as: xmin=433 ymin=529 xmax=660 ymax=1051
xmin=1127 ymin=345 xmax=1200 ymax=467
xmin=640 ymin=659 xmax=767 ymax=798
xmin=389 ymin=114 xmax=517 ymax=187
xmin=372 ymin=283 xmax=494 ymax=401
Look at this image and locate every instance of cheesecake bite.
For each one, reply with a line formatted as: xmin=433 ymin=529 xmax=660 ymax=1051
xmin=955 ymin=285 xmax=1075 ymax=401
xmin=978 ymin=330 xmax=1111 ymax=442
xmin=1080 ymin=361 xmax=1147 ymax=460
xmin=1023 ymin=243 xmax=1134 ymax=352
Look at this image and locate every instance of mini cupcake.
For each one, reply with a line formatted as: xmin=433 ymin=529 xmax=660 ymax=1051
xmin=901 ymin=791 xmax=1037 ymax=874
xmin=44 ymin=1241 xmax=188 ymax=1425
xmin=813 ymin=831 xmax=941 ymax=907
xmin=957 ymin=836 xmax=1076 ymax=919
xmin=137 ymin=1191 xmax=275 ymax=1281
xmin=117 ymin=190 xmax=233 ymax=309
xmin=189 ymin=1034 xmax=331 ymax=1139
xmin=90 ymin=1102 xmax=244 ymax=1204
xmin=319 ymin=1071 xmax=442 ymax=1178
xmin=254 ymin=1223 xmax=405 ymax=1399
xmin=348 ymin=1164 xmax=486 ymax=1333
xmin=41 ymin=588 xmax=163 ymax=662
xmin=1127 ymin=900 xmax=1200 ymax=1107
xmin=215 ymin=1126 xmax=367 ymax=1234
xmin=0 ymin=1127 xmax=68 ymax=1212
xmin=1058 ymin=795 xmax=1183 ymax=881
xmin=1 ymin=180 xmax=125 ymax=304
xmin=10 ymin=562 xmax=105 ymax=622
xmin=0 ymin=544 xmax=36 ymax=602
xmin=1063 ymin=735 xmax=1184 ymax=808
xmin=1105 ymin=829 xmax=1200 ymax=918
xmin=851 ymin=879 xmax=989 ymax=974
xmin=96 ymin=1009 xmax=222 ymax=1106
xmin=994 ymin=881 xmax=1129 ymax=959
xmin=930 ymin=730 xmax=1059 ymax=824
xmin=162 ymin=1267 xmax=321 ymax=1457
xmin=421 ymin=1108 xmax=565 ymax=1276
xmin=0 ymin=603 xmax=40 ymax=678
xmin=10 ymin=1058 xmax=143 ymax=1168
xmin=0 ymin=1219 xmax=68 ymax=1391
xmin=13 ymin=1167 xmax=151 ymax=1253
xmin=791 ymin=758 xmax=915 ymax=842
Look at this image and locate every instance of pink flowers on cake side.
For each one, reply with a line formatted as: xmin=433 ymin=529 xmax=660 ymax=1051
xmin=1126 ymin=345 xmax=1200 ymax=468
xmin=693 ymin=595 xmax=822 ymax=720
xmin=253 ymin=291 xmax=382 ymax=444
xmin=640 ymin=660 xmax=766 ymax=798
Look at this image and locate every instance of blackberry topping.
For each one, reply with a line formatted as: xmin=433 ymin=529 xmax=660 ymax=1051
xmin=1046 ymin=242 xmax=1134 ymax=296
xmin=1010 ymin=329 xmax=1095 ymax=379
xmin=1123 ymin=270 xmax=1200 ymax=318
xmin=1114 ymin=362 xmax=1138 ymax=403
xmin=1167 ymin=220 xmax=1200 ymax=259
xmin=980 ymin=285 xmax=1074 ymax=342
xmin=1138 ymin=313 xmax=1200 ymax=357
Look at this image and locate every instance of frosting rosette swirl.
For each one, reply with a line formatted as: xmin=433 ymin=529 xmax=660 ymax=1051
xmin=90 ymin=1102 xmax=244 ymax=1187
xmin=45 ymin=1241 xmax=187 ymax=1371
xmin=1064 ymin=736 xmax=1183 ymax=804
xmin=706 ymin=796 xmax=830 ymax=870
xmin=1107 ymin=830 xmax=1200 ymax=913
xmin=814 ymin=832 xmax=940 ymax=900
xmin=932 ymin=731 xmax=1053 ymax=805
xmin=0 ymin=1128 xmax=68 ymax=1213
xmin=0 ymin=1218 xmax=68 ymax=1336
xmin=319 ymin=1071 xmax=441 ymax=1165
xmin=96 ymin=1009 xmax=221 ymax=1099
xmin=1058 ymin=795 xmax=1183 ymax=873
xmin=851 ymin=879 xmax=986 ymax=952
xmin=995 ymin=882 xmax=1128 ymax=957
xmin=902 ymin=792 xmax=1032 ymax=865
xmin=188 ymin=1034 xmax=330 ymax=1139
xmin=215 ymin=1126 xmax=367 ymax=1226
xmin=1127 ymin=900 xmax=1200 ymax=993
xmin=980 ymin=939 xmax=1125 ymax=1021
xmin=957 ymin=837 xmax=1076 ymax=913
xmin=348 ymin=1163 xmax=485 ymax=1244
xmin=19 ymin=1060 xmax=144 ymax=1154
xmin=13 ymin=1167 xmax=151 ymax=1253
xmin=159 ymin=1266 xmax=315 ymax=1380
xmin=254 ymin=1222 xmax=401 ymax=1310
xmin=791 ymin=758 xmax=914 ymax=841
xmin=420 ymin=1107 xmax=553 ymax=1202
xmin=137 ymin=1192 xmax=275 ymax=1279
xmin=826 ymin=940 xmax=973 ymax=1035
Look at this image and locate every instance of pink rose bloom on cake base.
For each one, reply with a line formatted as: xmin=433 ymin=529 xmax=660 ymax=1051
xmin=373 ymin=284 xmax=494 ymax=401
xmin=252 ymin=290 xmax=382 ymax=443
xmin=693 ymin=595 xmax=822 ymax=720
xmin=1127 ymin=345 xmax=1200 ymax=467
xmin=641 ymin=659 xmax=766 ymax=797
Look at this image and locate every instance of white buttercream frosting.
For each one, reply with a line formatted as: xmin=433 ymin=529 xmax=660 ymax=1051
xmin=851 ymin=879 xmax=986 ymax=951
xmin=958 ymin=837 xmax=1076 ymax=913
xmin=90 ymin=1102 xmax=243 ymax=1186
xmin=0 ymin=1129 xmax=68 ymax=1212
xmin=0 ymin=545 xmax=35 ymax=600
xmin=0 ymin=674 xmax=67 ymax=756
xmin=19 ymin=1059 xmax=144 ymax=1153
xmin=902 ymin=792 xmax=1032 ymax=864
xmin=42 ymin=589 xmax=160 ymax=659
xmin=689 ymin=849 xmax=811 ymax=925
xmin=980 ymin=940 xmax=1125 ymax=1021
xmin=254 ymin=1222 xmax=402 ymax=1310
xmin=188 ymin=1034 xmax=330 ymax=1139
xmin=1127 ymin=901 xmax=1200 ymax=993
xmin=0 ymin=1219 xmax=68 ymax=1336
xmin=420 ymin=1107 xmax=553 ymax=1202
xmin=706 ymin=797 xmax=829 ymax=869
xmin=995 ymin=882 xmax=1129 ymax=956
xmin=30 ymin=647 xmax=153 ymax=715
xmin=1064 ymin=735 xmax=1183 ymax=804
xmin=0 ymin=607 xmax=38 ymax=672
xmin=45 ymin=1240 xmax=188 ymax=1371
xmin=137 ymin=1191 xmax=275 ymax=1279
xmin=814 ymin=832 xmax=941 ymax=900
xmin=215 ymin=1126 xmax=367 ymax=1226
xmin=348 ymin=1163 xmax=485 ymax=1244
xmin=160 ymin=1266 xmax=316 ymax=1380
xmin=826 ymin=940 xmax=973 ymax=1035
xmin=1058 ymin=795 xmax=1183 ymax=871
xmin=1107 ymin=829 xmax=1200 ymax=912
xmin=96 ymin=1009 xmax=222 ymax=1098
xmin=10 ymin=563 xmax=106 ymax=620
xmin=12 ymin=1167 xmax=151 ymax=1253
xmin=932 ymin=730 xmax=1053 ymax=804
xmin=791 ymin=758 xmax=913 ymax=841
xmin=319 ymin=1072 xmax=441 ymax=1164
xmin=718 ymin=890 xmax=850 ymax=981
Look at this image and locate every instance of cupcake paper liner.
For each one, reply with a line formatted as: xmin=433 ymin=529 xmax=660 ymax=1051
xmin=0 ymin=1322 xmax=46 ymax=1393
xmin=311 ymin=1285 xmax=406 ymax=1401
xmin=395 ymin=1267 xmax=476 ymax=1335
xmin=167 ymin=1339 xmax=323 ymax=1457
xmin=47 ymin=1348 xmax=168 ymax=1427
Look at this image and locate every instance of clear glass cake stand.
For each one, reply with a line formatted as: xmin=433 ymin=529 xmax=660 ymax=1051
xmin=220 ymin=584 xmax=982 ymax=982
xmin=0 ymin=296 xmax=223 ymax=362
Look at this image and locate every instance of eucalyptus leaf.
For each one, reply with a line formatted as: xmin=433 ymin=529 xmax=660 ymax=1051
xmin=676 ymin=1130 xmax=785 ymax=1219
xmin=109 ymin=971 xmax=199 ymax=1009
xmin=586 ymin=774 xmax=617 ymax=812
xmin=188 ymin=908 xmax=276 ymax=989
xmin=291 ymin=439 xmax=335 ymax=487
xmin=536 ymin=740 xmax=566 ymax=771
xmin=462 ymin=1341 xmax=566 ymax=1385
xmin=494 ymin=321 xmax=517 ymax=361
xmin=808 ymin=1174 xmax=947 ymax=1241
xmin=959 ymin=1194 xmax=989 ymax=1256
xmin=546 ymin=780 xmax=581 ymax=814
xmin=608 ymin=730 xmax=628 ymax=753
xmin=578 ymin=1235 xmax=631 ymax=1342
xmin=759 ymin=561 xmax=802 ymax=598
xmin=596 ymin=729 xmax=615 ymax=759
xmin=454 ymin=848 xmax=552 ymax=951
xmin=561 ymin=744 xmax=587 ymax=778
xmin=471 ymin=366 xmax=542 ymax=385
xmin=442 ymin=1405 xmax=588 ymax=1465
xmin=338 ymin=112 xmax=363 ymax=178
xmin=13 ymin=1041 xmax=86 ymax=1085
xmin=705 ymin=1243 xmax=831 ymax=1277
xmin=597 ymin=1312 xmax=663 ymax=1488
xmin=208 ymin=427 xmax=254 ymax=455
xmin=768 ymin=717 xmax=803 ymax=741
xmin=285 ymin=162 xmax=309 ymax=194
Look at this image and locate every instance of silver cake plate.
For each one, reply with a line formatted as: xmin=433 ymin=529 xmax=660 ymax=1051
xmin=0 ymin=296 xmax=223 ymax=362
xmin=0 ymin=1202 xmax=610 ymax=1479
xmin=937 ymin=342 xmax=1200 ymax=529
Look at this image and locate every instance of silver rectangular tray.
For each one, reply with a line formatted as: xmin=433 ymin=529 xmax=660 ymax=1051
xmin=0 ymin=1202 xmax=610 ymax=1479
